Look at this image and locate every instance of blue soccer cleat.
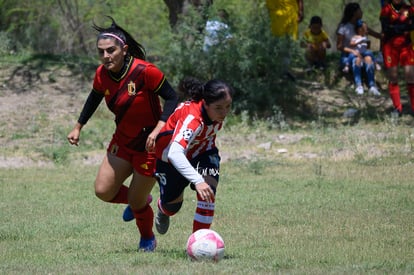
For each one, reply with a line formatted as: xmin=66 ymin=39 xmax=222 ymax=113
xmin=138 ymin=235 xmax=156 ymax=252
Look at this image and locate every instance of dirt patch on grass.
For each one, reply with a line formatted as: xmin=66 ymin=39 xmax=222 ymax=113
xmin=0 ymin=59 xmax=410 ymax=168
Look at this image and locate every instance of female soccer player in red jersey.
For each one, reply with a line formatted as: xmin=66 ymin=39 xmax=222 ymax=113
xmin=67 ymin=17 xmax=178 ymax=252
xmin=380 ymin=0 xmax=414 ymax=116
xmin=153 ymin=77 xmax=233 ymax=235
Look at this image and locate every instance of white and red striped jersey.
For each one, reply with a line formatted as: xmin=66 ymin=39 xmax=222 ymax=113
xmin=156 ymin=100 xmax=222 ymax=161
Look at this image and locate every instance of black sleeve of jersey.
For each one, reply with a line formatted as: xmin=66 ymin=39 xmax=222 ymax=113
xmin=381 ymin=18 xmax=396 ymax=35
xmin=381 ymin=17 xmax=414 ymax=36
xmin=77 ymin=90 xmax=104 ymax=125
xmin=157 ymin=79 xmax=178 ymax=122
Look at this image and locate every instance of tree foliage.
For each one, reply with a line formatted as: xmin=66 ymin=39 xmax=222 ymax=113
xmin=0 ymin=0 xmax=385 ymax=118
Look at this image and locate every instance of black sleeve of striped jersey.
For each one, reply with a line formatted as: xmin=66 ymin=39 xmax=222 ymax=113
xmin=77 ymin=90 xmax=104 ymax=125
xmin=157 ymin=79 xmax=178 ymax=122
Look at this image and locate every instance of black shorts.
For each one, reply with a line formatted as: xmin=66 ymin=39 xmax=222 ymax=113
xmin=155 ymin=148 xmax=220 ymax=203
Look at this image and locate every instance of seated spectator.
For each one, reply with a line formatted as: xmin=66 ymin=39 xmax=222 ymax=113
xmin=345 ymin=20 xmax=381 ymax=74
xmin=300 ymin=15 xmax=331 ymax=70
xmin=336 ymin=2 xmax=380 ymax=96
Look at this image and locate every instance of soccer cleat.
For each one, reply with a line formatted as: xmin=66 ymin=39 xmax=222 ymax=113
xmin=368 ymin=86 xmax=381 ymax=96
xmin=355 ymin=86 xmax=364 ymax=95
xmin=122 ymin=194 xmax=153 ymax=222
xmin=155 ymin=209 xmax=170 ymax=235
xmin=138 ymin=235 xmax=156 ymax=252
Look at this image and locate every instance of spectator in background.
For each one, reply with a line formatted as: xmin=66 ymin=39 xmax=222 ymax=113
xmin=380 ymin=0 xmax=414 ymax=116
xmin=336 ymin=2 xmax=380 ymax=96
xmin=265 ymin=0 xmax=304 ymax=40
xmin=348 ymin=20 xmax=382 ymax=74
xmin=203 ymin=9 xmax=232 ymax=52
xmin=266 ymin=0 xmax=304 ymax=81
xmin=300 ymin=15 xmax=331 ymax=70
xmin=409 ymin=0 xmax=414 ymax=51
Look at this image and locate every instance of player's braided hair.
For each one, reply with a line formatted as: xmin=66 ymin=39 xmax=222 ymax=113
xmin=93 ymin=16 xmax=146 ymax=60
xmin=179 ymin=77 xmax=234 ymax=104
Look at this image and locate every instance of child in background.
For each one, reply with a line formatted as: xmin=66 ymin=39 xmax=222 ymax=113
xmin=348 ymin=20 xmax=381 ymax=72
xmin=301 ymin=16 xmax=331 ymax=69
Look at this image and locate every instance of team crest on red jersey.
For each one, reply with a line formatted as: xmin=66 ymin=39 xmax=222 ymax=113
xmin=128 ymin=81 xmax=136 ymax=96
xmin=386 ymin=56 xmax=392 ymax=65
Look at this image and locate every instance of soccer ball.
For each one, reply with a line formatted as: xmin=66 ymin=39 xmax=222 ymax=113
xmin=186 ymin=229 xmax=225 ymax=262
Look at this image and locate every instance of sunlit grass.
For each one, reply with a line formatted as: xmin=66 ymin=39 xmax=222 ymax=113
xmin=1 ymin=142 xmax=413 ymax=274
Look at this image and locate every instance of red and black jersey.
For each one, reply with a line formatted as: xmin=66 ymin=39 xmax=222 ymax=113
xmin=380 ymin=3 xmax=414 ymax=45
xmin=93 ymin=57 xmax=164 ymax=138
xmin=156 ymin=100 xmax=222 ymax=161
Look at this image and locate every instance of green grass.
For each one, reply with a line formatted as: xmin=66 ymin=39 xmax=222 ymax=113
xmin=1 ymin=142 xmax=413 ymax=274
xmin=1 ymin=53 xmax=414 ymax=273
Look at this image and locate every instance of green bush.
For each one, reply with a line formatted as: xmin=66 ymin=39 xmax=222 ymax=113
xmin=158 ymin=3 xmax=301 ymax=118
xmin=0 ymin=31 xmax=16 ymax=54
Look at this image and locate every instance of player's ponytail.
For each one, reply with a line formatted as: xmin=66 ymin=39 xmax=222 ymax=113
xmin=179 ymin=77 xmax=204 ymax=102
xmin=93 ymin=16 xmax=146 ymax=60
xmin=179 ymin=77 xmax=234 ymax=104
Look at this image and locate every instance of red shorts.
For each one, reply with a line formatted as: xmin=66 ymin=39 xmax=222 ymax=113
xmin=382 ymin=41 xmax=414 ymax=69
xmin=107 ymin=132 xmax=156 ymax=177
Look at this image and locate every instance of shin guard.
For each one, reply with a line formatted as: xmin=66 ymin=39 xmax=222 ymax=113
xmin=193 ymin=193 xmax=215 ymax=232
xmin=133 ymin=204 xmax=154 ymax=239
xmin=407 ymin=84 xmax=414 ymax=112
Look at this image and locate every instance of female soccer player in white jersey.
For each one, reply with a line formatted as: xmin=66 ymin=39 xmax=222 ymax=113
xmin=153 ymin=77 xmax=233 ymax=235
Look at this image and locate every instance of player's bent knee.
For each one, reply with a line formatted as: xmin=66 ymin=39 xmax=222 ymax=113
xmin=95 ymin=190 xmax=110 ymax=202
xmin=162 ymin=201 xmax=183 ymax=215
xmin=94 ymin=185 xmax=115 ymax=202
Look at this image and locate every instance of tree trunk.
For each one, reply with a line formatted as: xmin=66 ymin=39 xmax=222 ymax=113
xmin=163 ymin=0 xmax=213 ymax=28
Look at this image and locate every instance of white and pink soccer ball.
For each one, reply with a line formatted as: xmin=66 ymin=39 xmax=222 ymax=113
xmin=186 ymin=229 xmax=225 ymax=262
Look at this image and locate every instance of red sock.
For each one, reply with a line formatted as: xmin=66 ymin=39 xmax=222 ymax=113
xmin=193 ymin=193 xmax=215 ymax=233
xmin=133 ymin=204 xmax=154 ymax=239
xmin=389 ymin=82 xmax=402 ymax=112
xmin=407 ymin=84 xmax=414 ymax=112
xmin=109 ymin=185 xmax=128 ymax=204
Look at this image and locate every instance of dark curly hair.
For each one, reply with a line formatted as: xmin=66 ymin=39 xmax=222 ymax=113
xmin=179 ymin=77 xmax=234 ymax=104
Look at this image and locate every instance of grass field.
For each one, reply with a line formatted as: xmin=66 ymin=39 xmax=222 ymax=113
xmin=1 ymin=56 xmax=414 ymax=274
xmin=1 ymin=119 xmax=414 ymax=274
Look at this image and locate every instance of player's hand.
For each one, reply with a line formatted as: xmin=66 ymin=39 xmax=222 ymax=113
xmin=195 ymin=182 xmax=215 ymax=203
xmin=67 ymin=129 xmax=80 ymax=146
xmin=145 ymin=132 xmax=157 ymax=152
